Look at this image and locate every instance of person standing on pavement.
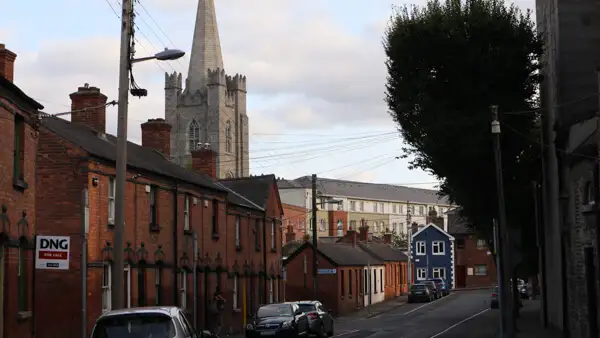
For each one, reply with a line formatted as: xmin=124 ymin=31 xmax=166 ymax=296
xmin=209 ymin=290 xmax=226 ymax=336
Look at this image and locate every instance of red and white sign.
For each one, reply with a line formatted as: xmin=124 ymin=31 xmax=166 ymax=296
xmin=35 ymin=236 xmax=70 ymax=270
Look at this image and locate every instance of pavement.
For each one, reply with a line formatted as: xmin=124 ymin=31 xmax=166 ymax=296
xmin=330 ymin=290 xmax=564 ymax=338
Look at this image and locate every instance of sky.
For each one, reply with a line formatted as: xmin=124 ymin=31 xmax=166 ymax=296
xmin=1 ymin=0 xmax=535 ymax=190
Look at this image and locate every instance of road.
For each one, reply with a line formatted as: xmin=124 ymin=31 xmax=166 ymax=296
xmin=333 ymin=290 xmax=500 ymax=338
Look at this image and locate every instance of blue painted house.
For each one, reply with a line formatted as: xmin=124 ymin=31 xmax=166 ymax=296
xmin=410 ymin=223 xmax=456 ymax=289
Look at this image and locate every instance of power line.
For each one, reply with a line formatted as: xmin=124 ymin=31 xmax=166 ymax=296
xmin=503 ymin=92 xmax=599 ymax=115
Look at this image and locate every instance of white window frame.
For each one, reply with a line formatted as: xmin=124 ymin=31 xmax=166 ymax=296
xmin=360 ymin=201 xmax=364 ymax=211
xmin=102 ymin=263 xmax=112 ymax=313
xmin=432 ymin=268 xmax=446 ymax=279
xmin=416 ymin=268 xmax=427 ymax=280
xmin=319 ymin=219 xmax=325 ymax=231
xmin=476 ymin=239 xmax=487 ymax=249
xmin=416 ymin=241 xmax=426 ymax=255
xmin=180 ymin=270 xmax=187 ymax=309
xmin=269 ymin=279 xmax=274 ymax=304
xmin=432 ymin=241 xmax=445 ymax=255
xmin=475 ymin=265 xmax=488 ymax=276
xmin=271 ymin=221 xmax=276 ymax=249
xmin=235 ymin=216 xmax=241 ymax=248
xmin=350 ymin=201 xmax=356 ymax=211
xmin=379 ymin=203 xmax=384 ymax=213
xmin=108 ymin=178 xmax=116 ymax=224
xmin=373 ymin=203 xmax=378 ymax=212
xmin=233 ymin=276 xmax=239 ymax=309
xmin=393 ymin=204 xmax=397 ymax=213
xmin=419 ymin=205 xmax=424 ymax=215
xmin=125 ymin=265 xmax=132 ymax=308
xmin=183 ymin=195 xmax=190 ymax=231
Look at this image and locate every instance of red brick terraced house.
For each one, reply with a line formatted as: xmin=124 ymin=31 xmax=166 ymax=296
xmin=447 ymin=209 xmax=497 ymax=289
xmin=281 ymin=203 xmax=309 ymax=243
xmin=0 ymin=43 xmax=44 ymax=338
xmin=34 ymin=84 xmax=284 ymax=338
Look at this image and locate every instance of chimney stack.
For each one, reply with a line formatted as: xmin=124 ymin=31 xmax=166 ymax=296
xmin=383 ymin=232 xmax=392 ymax=244
xmin=0 ymin=44 xmax=17 ymax=82
xmin=411 ymin=222 xmax=419 ymax=235
xmin=141 ymin=118 xmax=172 ymax=157
xmin=191 ymin=147 xmax=217 ymax=179
xmin=358 ymin=220 xmax=369 ymax=242
xmin=347 ymin=228 xmax=358 ymax=247
xmin=70 ymin=83 xmax=108 ymax=133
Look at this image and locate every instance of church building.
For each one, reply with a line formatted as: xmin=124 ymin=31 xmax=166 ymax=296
xmin=165 ymin=0 xmax=249 ymax=179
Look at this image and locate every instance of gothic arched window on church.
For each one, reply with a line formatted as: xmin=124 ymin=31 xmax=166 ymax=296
xmin=188 ymin=120 xmax=200 ymax=152
xmin=225 ymin=120 xmax=232 ymax=153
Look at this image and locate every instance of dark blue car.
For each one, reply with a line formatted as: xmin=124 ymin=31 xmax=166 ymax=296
xmin=427 ymin=278 xmax=450 ymax=296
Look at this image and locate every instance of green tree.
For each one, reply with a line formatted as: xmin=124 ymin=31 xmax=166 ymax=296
xmin=384 ymin=0 xmax=542 ymax=274
xmin=391 ymin=231 xmax=408 ymax=249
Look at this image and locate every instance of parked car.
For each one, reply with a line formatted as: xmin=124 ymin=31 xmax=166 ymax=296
xmin=296 ymin=301 xmax=334 ymax=337
xmin=490 ymin=286 xmax=499 ymax=309
xmin=408 ymin=283 xmax=435 ymax=303
xmin=427 ymin=278 xmax=449 ymax=296
xmin=90 ymin=306 xmax=205 ymax=338
xmin=422 ymin=280 xmax=440 ymax=299
xmin=246 ymin=303 xmax=310 ymax=338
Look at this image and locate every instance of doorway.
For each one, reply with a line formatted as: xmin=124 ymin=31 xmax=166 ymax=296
xmin=456 ymin=265 xmax=466 ymax=288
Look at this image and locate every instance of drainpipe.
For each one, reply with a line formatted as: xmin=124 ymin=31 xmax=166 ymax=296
xmin=173 ymin=183 xmax=179 ymax=305
xmin=263 ymin=216 xmax=268 ymax=303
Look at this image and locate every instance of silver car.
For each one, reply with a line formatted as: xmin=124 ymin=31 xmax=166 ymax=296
xmin=296 ymin=301 xmax=334 ymax=337
xmin=91 ymin=306 xmax=208 ymax=338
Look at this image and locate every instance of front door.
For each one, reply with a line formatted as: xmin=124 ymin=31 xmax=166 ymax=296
xmin=456 ymin=265 xmax=466 ymax=288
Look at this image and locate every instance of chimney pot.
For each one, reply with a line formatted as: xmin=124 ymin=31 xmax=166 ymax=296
xmin=69 ymin=84 xmax=108 ymax=133
xmin=0 ymin=44 xmax=17 ymax=82
xmin=358 ymin=225 xmax=369 ymax=242
xmin=141 ymin=119 xmax=172 ymax=157
xmin=191 ymin=148 xmax=217 ymax=179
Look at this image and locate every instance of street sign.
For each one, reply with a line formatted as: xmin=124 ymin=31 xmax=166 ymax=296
xmin=35 ymin=236 xmax=71 ymax=270
xmin=317 ymin=269 xmax=336 ymax=275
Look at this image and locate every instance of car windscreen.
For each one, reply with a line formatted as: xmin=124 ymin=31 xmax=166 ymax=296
xmin=411 ymin=284 xmax=426 ymax=290
xmin=92 ymin=313 xmax=176 ymax=338
xmin=257 ymin=304 xmax=294 ymax=318
xmin=297 ymin=304 xmax=316 ymax=313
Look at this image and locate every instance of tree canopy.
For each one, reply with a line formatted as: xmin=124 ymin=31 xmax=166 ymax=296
xmin=384 ymin=0 xmax=543 ymax=274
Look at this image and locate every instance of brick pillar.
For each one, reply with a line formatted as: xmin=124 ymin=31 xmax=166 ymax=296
xmin=70 ymin=83 xmax=108 ymax=133
xmin=383 ymin=233 xmax=392 ymax=244
xmin=141 ymin=118 xmax=172 ymax=157
xmin=0 ymin=44 xmax=17 ymax=82
xmin=358 ymin=226 xmax=369 ymax=242
xmin=191 ymin=148 xmax=217 ymax=179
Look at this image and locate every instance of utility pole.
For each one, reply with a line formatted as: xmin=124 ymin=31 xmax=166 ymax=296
xmin=491 ymin=105 xmax=514 ymax=338
xmin=595 ymin=68 xmax=600 ymax=293
xmin=311 ymin=174 xmax=318 ymax=299
xmin=406 ymin=201 xmax=412 ymax=288
xmin=112 ymin=0 xmax=133 ymax=310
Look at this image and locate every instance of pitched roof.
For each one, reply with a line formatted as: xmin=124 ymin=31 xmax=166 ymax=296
xmin=0 ymin=75 xmax=44 ymax=111
xmin=359 ymin=242 xmax=408 ymax=262
xmin=285 ymin=242 xmax=383 ymax=267
xmin=40 ymin=117 xmax=261 ymax=210
xmin=277 ymin=176 xmax=450 ymax=205
xmin=412 ymin=223 xmax=455 ymax=240
xmin=220 ymin=174 xmax=279 ymax=210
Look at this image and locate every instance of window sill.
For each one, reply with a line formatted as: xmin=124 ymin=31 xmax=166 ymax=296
xmin=432 ymin=253 xmax=445 ymax=256
xmin=212 ymin=233 xmax=220 ymax=240
xmin=236 ymin=246 xmax=242 ymax=252
xmin=16 ymin=311 xmax=32 ymax=321
xmin=150 ymin=223 xmax=161 ymax=233
xmin=13 ymin=179 xmax=28 ymax=191
xmin=107 ymin=223 xmax=115 ymax=229
xmin=184 ymin=230 xmax=193 ymax=236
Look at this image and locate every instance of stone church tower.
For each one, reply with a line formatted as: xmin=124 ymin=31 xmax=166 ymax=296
xmin=165 ymin=0 xmax=249 ymax=178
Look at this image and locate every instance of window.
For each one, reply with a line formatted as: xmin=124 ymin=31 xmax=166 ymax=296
xmin=373 ymin=203 xmax=377 ymax=212
xmin=380 ymin=269 xmax=383 ymax=291
xmin=393 ymin=204 xmax=397 ymax=213
xmin=212 ymin=200 xmax=219 ymax=235
xmin=188 ymin=119 xmax=200 ymax=152
xmin=269 ymin=279 xmax=274 ymax=303
xmin=102 ymin=263 xmax=112 ymax=312
xmin=379 ymin=203 xmax=384 ymax=213
xmin=319 ymin=219 xmax=325 ymax=231
xmin=155 ymin=268 xmax=162 ymax=305
xmin=475 ymin=265 xmax=488 ymax=276
xmin=225 ymin=120 xmax=232 ymax=153
xmin=297 ymin=219 xmax=301 ymax=230
xmin=149 ymin=186 xmax=158 ymax=227
xmin=255 ymin=219 xmax=261 ymax=250
xmin=349 ymin=270 xmax=352 ymax=295
xmin=419 ymin=205 xmax=424 ymax=215
xmin=364 ymin=270 xmax=368 ymax=294
xmin=350 ymin=220 xmax=357 ymax=230
xmin=416 ymin=268 xmax=427 ymax=280
xmin=179 ymin=270 xmax=187 ymax=309
xmin=337 ymin=201 xmax=343 ymax=211
xmin=341 ymin=270 xmax=345 ymax=296
xmin=360 ymin=201 xmax=364 ymax=211
xmin=183 ymin=195 xmax=190 ymax=232
xmin=13 ymin=114 xmax=25 ymax=184
xmin=432 ymin=241 xmax=445 ymax=255
xmin=432 ymin=268 xmax=446 ymax=279
xmin=232 ymin=276 xmax=239 ymax=309
xmin=17 ymin=246 xmax=27 ymax=311
xmin=476 ymin=239 xmax=487 ymax=249
xmin=585 ymin=181 xmax=595 ymax=205
xmin=381 ymin=221 xmax=386 ymax=232
xmin=456 ymin=238 xmax=465 ymax=249
xmin=416 ymin=241 xmax=426 ymax=255
xmin=350 ymin=201 xmax=356 ymax=211
xmin=235 ymin=216 xmax=241 ymax=248
xmin=108 ymin=178 xmax=115 ymax=224
xmin=400 ymin=205 xmax=404 ymax=214
xmin=271 ymin=221 xmax=276 ymax=250
xmin=373 ymin=270 xmax=377 ymax=293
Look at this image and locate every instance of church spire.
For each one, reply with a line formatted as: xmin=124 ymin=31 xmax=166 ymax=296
xmin=187 ymin=0 xmax=224 ymax=92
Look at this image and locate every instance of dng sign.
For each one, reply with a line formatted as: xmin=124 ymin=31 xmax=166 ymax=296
xmin=40 ymin=238 xmax=69 ymax=250
xmin=35 ymin=235 xmax=71 ymax=270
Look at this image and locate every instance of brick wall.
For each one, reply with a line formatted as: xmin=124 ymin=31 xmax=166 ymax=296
xmin=282 ymin=203 xmax=308 ymax=243
xmin=453 ymin=235 xmax=497 ymax=288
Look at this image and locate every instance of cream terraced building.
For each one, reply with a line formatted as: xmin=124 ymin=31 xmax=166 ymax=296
xmin=277 ymin=176 xmax=455 ymax=238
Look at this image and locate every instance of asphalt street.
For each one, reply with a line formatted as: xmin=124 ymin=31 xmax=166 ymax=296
xmin=333 ymin=290 xmax=500 ymax=338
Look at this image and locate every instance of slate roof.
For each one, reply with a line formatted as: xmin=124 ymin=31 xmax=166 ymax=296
xmin=358 ymin=242 xmax=408 ymax=262
xmin=220 ymin=174 xmax=275 ymax=209
xmin=286 ymin=242 xmax=384 ymax=267
xmin=0 ymin=75 xmax=44 ymax=111
xmin=277 ymin=176 xmax=450 ymax=205
xmin=40 ymin=117 xmax=262 ymax=210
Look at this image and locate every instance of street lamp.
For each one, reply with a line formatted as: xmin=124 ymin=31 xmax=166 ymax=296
xmin=111 ymin=0 xmax=186 ymax=311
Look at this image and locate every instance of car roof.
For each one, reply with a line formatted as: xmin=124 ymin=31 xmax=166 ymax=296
xmin=297 ymin=301 xmax=318 ymax=304
xmin=96 ymin=306 xmax=179 ymax=320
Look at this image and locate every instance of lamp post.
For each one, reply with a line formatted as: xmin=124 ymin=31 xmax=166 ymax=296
xmin=112 ymin=0 xmax=185 ymax=310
